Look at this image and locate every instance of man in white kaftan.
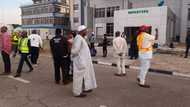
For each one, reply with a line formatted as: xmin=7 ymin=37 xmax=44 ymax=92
xmin=71 ymin=25 xmax=97 ymax=97
xmin=113 ymin=31 xmax=128 ymax=76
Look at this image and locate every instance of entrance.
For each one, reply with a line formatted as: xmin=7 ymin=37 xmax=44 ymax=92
xmin=124 ymin=26 xmax=152 ymax=44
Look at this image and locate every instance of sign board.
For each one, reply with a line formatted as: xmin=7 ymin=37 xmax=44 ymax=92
xmin=128 ymin=10 xmax=149 ymax=14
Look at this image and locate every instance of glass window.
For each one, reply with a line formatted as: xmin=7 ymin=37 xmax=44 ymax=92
xmin=107 ymin=6 xmax=120 ymax=17
xmin=73 ymin=17 xmax=79 ymax=23
xmin=74 ymin=4 xmax=79 ymax=10
xmin=95 ymin=8 xmax=105 ymax=18
xmin=106 ymin=23 xmax=114 ymax=36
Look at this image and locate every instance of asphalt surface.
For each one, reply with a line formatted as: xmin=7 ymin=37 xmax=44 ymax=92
xmin=0 ymin=55 xmax=190 ymax=107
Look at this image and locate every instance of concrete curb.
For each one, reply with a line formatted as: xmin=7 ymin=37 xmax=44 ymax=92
xmin=92 ymin=60 xmax=190 ymax=78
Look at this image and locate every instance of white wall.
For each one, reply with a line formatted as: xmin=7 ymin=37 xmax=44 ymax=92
xmin=114 ymin=6 xmax=168 ymax=45
xmin=130 ymin=0 xmax=181 ymax=36
xmin=180 ymin=0 xmax=190 ymax=43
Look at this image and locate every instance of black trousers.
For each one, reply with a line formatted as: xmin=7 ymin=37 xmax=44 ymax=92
xmin=1 ymin=51 xmax=11 ymax=73
xmin=31 ymin=47 xmax=40 ymax=64
xmin=103 ymin=46 xmax=107 ymax=57
xmin=129 ymin=48 xmax=138 ymax=59
xmin=90 ymin=43 xmax=95 ymax=49
xmin=185 ymin=45 xmax=190 ymax=58
xmin=54 ymin=57 xmax=70 ymax=82
xmin=17 ymin=53 xmax=33 ymax=74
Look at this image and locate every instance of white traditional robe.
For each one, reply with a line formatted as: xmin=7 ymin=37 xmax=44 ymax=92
xmin=71 ymin=34 xmax=97 ymax=96
xmin=113 ymin=36 xmax=128 ymax=74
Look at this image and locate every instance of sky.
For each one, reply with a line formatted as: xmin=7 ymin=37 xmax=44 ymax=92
xmin=0 ymin=0 xmax=32 ymax=25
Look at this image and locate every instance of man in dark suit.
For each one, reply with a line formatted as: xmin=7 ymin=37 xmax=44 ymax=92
xmin=50 ymin=29 xmax=70 ymax=85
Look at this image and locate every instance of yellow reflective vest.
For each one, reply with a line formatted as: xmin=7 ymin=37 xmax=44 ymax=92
xmin=137 ymin=32 xmax=155 ymax=53
xmin=12 ymin=32 xmax=19 ymax=45
xmin=18 ymin=38 xmax=29 ymax=53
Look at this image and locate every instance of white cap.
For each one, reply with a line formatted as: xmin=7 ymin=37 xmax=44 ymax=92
xmin=77 ymin=25 xmax=87 ymax=32
xmin=14 ymin=27 xmax=22 ymax=32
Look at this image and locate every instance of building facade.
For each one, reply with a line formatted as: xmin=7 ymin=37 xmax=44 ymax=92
xmin=71 ymin=0 xmax=129 ymax=40
xmin=115 ymin=6 xmax=175 ymax=45
xmin=21 ymin=0 xmax=70 ymax=39
xmin=71 ymin=0 xmax=93 ymax=31
xmin=72 ymin=0 xmax=190 ymax=44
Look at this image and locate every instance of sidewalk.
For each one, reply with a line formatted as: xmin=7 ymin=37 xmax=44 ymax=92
xmin=92 ymin=47 xmax=190 ymax=76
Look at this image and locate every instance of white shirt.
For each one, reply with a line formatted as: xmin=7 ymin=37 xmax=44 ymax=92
xmin=29 ymin=34 xmax=43 ymax=48
xmin=113 ymin=36 xmax=128 ymax=57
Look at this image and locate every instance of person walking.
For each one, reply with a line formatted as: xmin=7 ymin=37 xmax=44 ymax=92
xmin=89 ymin=32 xmax=96 ymax=49
xmin=102 ymin=34 xmax=108 ymax=57
xmin=0 ymin=26 xmax=12 ymax=75
xmin=71 ymin=25 xmax=97 ymax=97
xmin=113 ymin=31 xmax=128 ymax=76
xmin=89 ymin=32 xmax=96 ymax=57
xmin=11 ymin=31 xmax=20 ymax=57
xmin=50 ymin=29 xmax=71 ymax=85
xmin=29 ymin=30 xmax=43 ymax=66
xmin=137 ymin=25 xmax=155 ymax=88
xmin=185 ymin=34 xmax=190 ymax=58
xmin=14 ymin=31 xmax=33 ymax=77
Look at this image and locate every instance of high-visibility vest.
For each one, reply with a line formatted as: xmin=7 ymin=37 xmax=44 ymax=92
xmin=137 ymin=32 xmax=153 ymax=53
xmin=18 ymin=38 xmax=29 ymax=53
xmin=12 ymin=33 xmax=19 ymax=45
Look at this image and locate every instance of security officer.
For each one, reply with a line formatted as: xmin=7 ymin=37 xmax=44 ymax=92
xmin=12 ymin=32 xmax=19 ymax=56
xmin=50 ymin=29 xmax=70 ymax=85
xmin=14 ymin=31 xmax=33 ymax=77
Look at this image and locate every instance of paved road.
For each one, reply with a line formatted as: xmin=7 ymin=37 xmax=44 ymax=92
xmin=0 ymin=55 xmax=190 ymax=107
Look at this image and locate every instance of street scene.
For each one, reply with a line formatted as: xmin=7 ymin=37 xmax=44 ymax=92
xmin=0 ymin=0 xmax=190 ymax=107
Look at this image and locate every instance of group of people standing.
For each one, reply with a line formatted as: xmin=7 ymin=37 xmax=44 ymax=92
xmin=50 ymin=25 xmax=97 ymax=97
xmin=113 ymin=25 xmax=156 ymax=88
xmin=0 ymin=26 xmax=43 ymax=77
xmin=0 ymin=24 xmax=156 ymax=98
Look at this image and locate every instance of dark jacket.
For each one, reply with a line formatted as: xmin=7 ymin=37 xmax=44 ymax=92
xmin=102 ymin=38 xmax=108 ymax=48
xmin=186 ymin=36 xmax=190 ymax=46
xmin=50 ymin=35 xmax=69 ymax=59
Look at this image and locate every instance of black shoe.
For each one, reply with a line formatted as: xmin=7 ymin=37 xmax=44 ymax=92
xmin=114 ymin=73 xmax=122 ymax=77
xmin=63 ymin=80 xmax=71 ymax=85
xmin=29 ymin=68 xmax=34 ymax=72
xmin=138 ymin=84 xmax=150 ymax=88
xmin=83 ymin=90 xmax=93 ymax=93
xmin=184 ymin=56 xmax=188 ymax=58
xmin=122 ymin=73 xmax=126 ymax=76
xmin=137 ymin=78 xmax=140 ymax=82
xmin=14 ymin=74 xmax=21 ymax=78
xmin=75 ymin=93 xmax=87 ymax=98
xmin=55 ymin=81 xmax=60 ymax=84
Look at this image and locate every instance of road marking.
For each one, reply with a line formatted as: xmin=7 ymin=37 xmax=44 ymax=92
xmin=173 ymin=72 xmax=190 ymax=78
xmin=98 ymin=62 xmax=112 ymax=66
xmin=8 ymin=75 xmax=31 ymax=84
xmin=130 ymin=66 xmax=140 ymax=70
xmin=100 ymin=105 xmax=107 ymax=107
